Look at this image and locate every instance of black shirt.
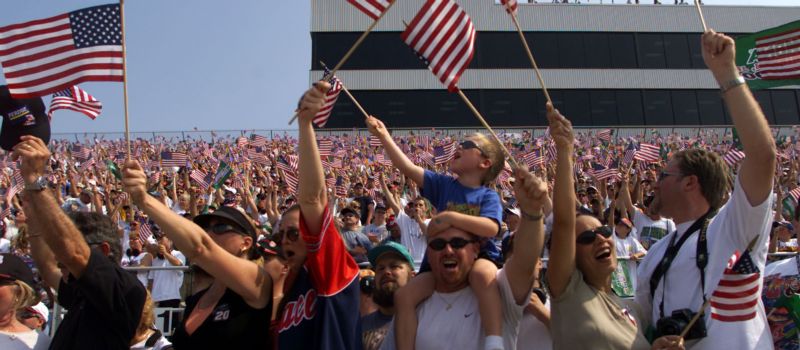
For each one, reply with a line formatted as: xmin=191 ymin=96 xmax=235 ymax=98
xmin=51 ymin=249 xmax=146 ymax=350
xmin=353 ymin=196 xmax=373 ymax=225
xmin=171 ymin=286 xmax=271 ymax=349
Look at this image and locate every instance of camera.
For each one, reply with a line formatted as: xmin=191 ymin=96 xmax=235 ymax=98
xmin=656 ymin=309 xmax=707 ymax=340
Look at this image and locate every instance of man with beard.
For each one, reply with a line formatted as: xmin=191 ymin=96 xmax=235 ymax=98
xmin=362 ymin=242 xmax=415 ymax=350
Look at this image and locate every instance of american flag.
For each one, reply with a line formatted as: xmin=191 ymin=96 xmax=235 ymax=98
xmin=500 ymin=0 xmax=518 ymax=15
xmin=546 ymin=142 xmax=558 ymax=161
xmin=283 ymin=171 xmax=299 ymax=194
xmin=635 ymin=143 xmax=661 ymax=163
xmin=419 ymin=151 xmax=435 ymax=167
xmin=622 ymin=143 xmax=638 ymax=165
xmin=596 ymin=129 xmax=613 ymax=144
xmin=138 ymin=218 xmax=153 ymax=244
xmin=418 ymin=135 xmax=430 ymax=150
xmin=331 ymin=157 xmax=343 ymax=169
xmin=250 ymin=134 xmax=267 ymax=147
xmin=79 ymin=157 xmax=95 ymax=171
xmin=5 ymin=170 xmax=23 ymax=202
xmin=335 ymin=176 xmax=348 ymax=197
xmin=347 ymin=0 xmax=393 ymax=20
xmin=286 ymin=154 xmax=299 ymax=172
xmin=48 ymin=85 xmax=102 ymax=119
xmin=0 ymin=4 xmax=123 ymax=98
xmin=246 ymin=147 xmax=269 ymax=165
xmin=313 ymin=67 xmax=343 ymax=128
xmin=710 ymin=250 xmax=761 ymax=322
xmin=318 ymin=139 xmax=333 ymax=156
xmin=161 ymin=152 xmax=188 ymax=167
xmin=190 ymin=169 xmax=212 ymax=189
xmin=755 ymin=23 xmax=800 ymax=80
xmin=788 ymin=186 xmax=800 ymax=202
xmin=723 ymin=148 xmax=746 ymax=167
xmin=591 ymin=162 xmax=619 ymax=181
xmin=236 ymin=137 xmax=248 ymax=148
xmin=72 ymin=145 xmax=91 ymax=162
xmin=434 ymin=142 xmax=457 ymax=165
xmin=401 ymin=0 xmax=476 ymax=92
xmin=524 ymin=149 xmax=545 ymax=168
xmin=275 ymin=157 xmax=296 ymax=175
xmin=369 ymin=136 xmax=382 ymax=148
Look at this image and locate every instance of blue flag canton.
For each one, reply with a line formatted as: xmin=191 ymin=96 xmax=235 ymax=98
xmin=70 ymin=4 xmax=122 ymax=48
xmin=52 ymin=88 xmax=74 ymax=98
xmin=731 ymin=250 xmax=759 ymax=275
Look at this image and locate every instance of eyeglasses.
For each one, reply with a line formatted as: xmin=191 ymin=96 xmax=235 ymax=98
xmin=275 ymin=227 xmax=300 ymax=242
xmin=205 ymin=223 xmax=245 ymax=236
xmin=428 ymin=237 xmax=476 ymax=251
xmin=576 ymin=226 xmax=613 ymax=245
xmin=658 ymin=171 xmax=682 ymax=182
xmin=459 ymin=140 xmax=486 ymax=156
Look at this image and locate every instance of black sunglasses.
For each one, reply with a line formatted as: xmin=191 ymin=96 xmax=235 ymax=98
xmin=428 ymin=237 xmax=476 ymax=251
xmin=576 ymin=226 xmax=613 ymax=245
xmin=459 ymin=140 xmax=486 ymax=156
xmin=275 ymin=227 xmax=300 ymax=242
xmin=205 ymin=223 xmax=246 ymax=236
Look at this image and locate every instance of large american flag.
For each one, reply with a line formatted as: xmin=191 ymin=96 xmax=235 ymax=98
xmin=0 ymin=4 xmax=123 ymax=98
xmin=635 ymin=143 xmax=661 ymax=163
xmin=710 ymin=250 xmax=761 ymax=322
xmin=161 ymin=152 xmax=188 ymax=167
xmin=313 ymin=67 xmax=343 ymax=128
xmin=401 ymin=0 xmax=476 ymax=92
xmin=523 ymin=148 xmax=544 ymax=169
xmin=434 ymin=142 xmax=457 ymax=165
xmin=723 ymin=148 xmax=746 ymax=167
xmin=755 ymin=24 xmax=800 ymax=80
xmin=347 ymin=0 xmax=393 ymax=20
xmin=48 ymin=85 xmax=102 ymax=119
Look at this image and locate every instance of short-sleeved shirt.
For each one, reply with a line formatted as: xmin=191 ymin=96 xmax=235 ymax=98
xmin=551 ymin=270 xmax=650 ymax=350
xmin=361 ymin=311 xmax=394 ymax=350
xmin=633 ymin=210 xmax=675 ymax=250
xmin=340 ymin=229 xmax=374 ymax=264
xmin=421 ymin=170 xmax=503 ymax=228
xmin=148 ymin=250 xmax=186 ymax=302
xmin=51 ymin=249 xmax=146 ymax=349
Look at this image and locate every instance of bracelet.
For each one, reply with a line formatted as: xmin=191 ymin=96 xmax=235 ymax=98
xmin=521 ymin=210 xmax=544 ymax=221
xmin=719 ymin=75 xmax=745 ymax=94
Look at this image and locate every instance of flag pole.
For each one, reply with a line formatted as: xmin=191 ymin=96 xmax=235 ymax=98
xmin=320 ymin=61 xmax=370 ymax=120
xmin=289 ymin=0 xmax=397 ymax=125
xmin=679 ymin=298 xmax=710 ymax=339
xmin=508 ymin=12 xmax=552 ymax=105
xmin=119 ymin=0 xmax=132 ymax=159
xmin=694 ymin=0 xmax=708 ymax=32
xmin=455 ymin=88 xmax=520 ymax=169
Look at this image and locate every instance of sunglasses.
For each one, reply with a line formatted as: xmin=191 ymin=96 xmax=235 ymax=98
xmin=576 ymin=226 xmax=613 ymax=245
xmin=658 ymin=171 xmax=682 ymax=182
xmin=428 ymin=237 xmax=476 ymax=251
xmin=459 ymin=140 xmax=486 ymax=156
xmin=205 ymin=223 xmax=245 ymax=236
xmin=275 ymin=227 xmax=300 ymax=242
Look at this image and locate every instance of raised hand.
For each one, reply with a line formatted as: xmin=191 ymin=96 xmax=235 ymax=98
xmin=297 ymin=81 xmax=331 ymax=124
xmin=546 ymin=103 xmax=573 ymax=150
xmin=701 ymin=30 xmax=738 ymax=84
xmin=513 ymin=167 xmax=548 ymax=216
xmin=12 ymin=136 xmax=50 ymax=185
xmin=365 ymin=115 xmax=389 ymax=138
xmin=121 ymin=160 xmax=149 ymax=206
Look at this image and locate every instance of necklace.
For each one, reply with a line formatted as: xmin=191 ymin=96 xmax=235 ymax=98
xmin=436 ymin=289 xmax=466 ymax=311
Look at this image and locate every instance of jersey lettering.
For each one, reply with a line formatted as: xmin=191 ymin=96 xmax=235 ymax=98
xmin=278 ymin=289 xmax=318 ymax=332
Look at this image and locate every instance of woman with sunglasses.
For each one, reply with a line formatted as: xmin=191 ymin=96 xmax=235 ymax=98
xmin=121 ymin=162 xmax=274 ymax=349
xmin=545 ymin=104 xmax=684 ymax=350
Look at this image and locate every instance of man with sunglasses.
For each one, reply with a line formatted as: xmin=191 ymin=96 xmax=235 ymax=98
xmin=635 ymin=32 xmax=777 ymax=349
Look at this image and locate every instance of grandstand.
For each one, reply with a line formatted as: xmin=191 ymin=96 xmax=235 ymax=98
xmin=309 ymin=1 xmax=800 ymax=128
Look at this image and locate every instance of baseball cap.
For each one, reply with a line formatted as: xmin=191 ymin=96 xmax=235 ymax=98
xmin=0 ymin=253 xmax=35 ymax=288
xmin=193 ymin=206 xmax=257 ymax=241
xmin=776 ymin=220 xmax=794 ymax=231
xmin=340 ymin=207 xmax=359 ymax=217
xmin=256 ymin=234 xmax=285 ymax=259
xmin=26 ymin=301 xmax=49 ymax=323
xmin=0 ymin=85 xmax=50 ymax=152
xmin=368 ymin=241 xmax=415 ymax=268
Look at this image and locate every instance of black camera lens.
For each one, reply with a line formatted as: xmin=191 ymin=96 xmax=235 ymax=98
xmin=360 ymin=275 xmax=374 ymax=294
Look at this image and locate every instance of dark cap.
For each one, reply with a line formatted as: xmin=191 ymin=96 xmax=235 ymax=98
xmin=0 ymin=85 xmax=50 ymax=151
xmin=340 ymin=207 xmax=359 ymax=217
xmin=0 ymin=253 xmax=35 ymax=288
xmin=256 ymin=234 xmax=285 ymax=259
xmin=193 ymin=206 xmax=257 ymax=241
xmin=375 ymin=204 xmax=387 ymax=211
xmin=368 ymin=241 xmax=415 ymax=268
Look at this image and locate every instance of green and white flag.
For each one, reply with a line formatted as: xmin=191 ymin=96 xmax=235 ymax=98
xmin=735 ymin=20 xmax=800 ymax=90
xmin=611 ymin=261 xmax=635 ymax=298
xmin=212 ymin=161 xmax=232 ymax=189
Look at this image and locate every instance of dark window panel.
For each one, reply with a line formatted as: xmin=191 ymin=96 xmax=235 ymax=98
xmin=663 ymin=34 xmax=691 ymax=69
xmin=527 ymin=33 xmax=560 ymax=68
xmin=563 ymin=91 xmax=591 ymax=125
xmin=608 ymin=33 xmax=638 ymax=68
xmin=671 ymin=91 xmax=699 ymax=125
xmin=643 ymin=90 xmax=674 ymax=125
xmin=590 ymin=91 xmax=618 ymax=125
xmin=772 ymin=90 xmax=799 ymax=125
xmin=617 ymin=91 xmax=644 ymax=125
xmin=687 ymin=33 xmax=705 ymax=68
xmin=753 ymin=90 xmax=776 ymax=124
xmin=696 ymin=91 xmax=726 ymax=125
xmin=637 ymin=34 xmax=666 ymax=69
xmin=473 ymin=32 xmax=529 ymax=69
xmin=584 ymin=33 xmax=611 ymax=68
xmin=557 ymin=33 xmax=586 ymax=68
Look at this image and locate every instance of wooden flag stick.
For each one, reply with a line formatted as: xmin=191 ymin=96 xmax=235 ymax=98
xmin=509 ymin=13 xmax=552 ymax=105
xmin=320 ymin=61 xmax=370 ymax=120
xmin=120 ymin=0 xmax=132 ymax=159
xmin=679 ymin=299 xmax=710 ymax=339
xmin=289 ymin=0 xmax=397 ymax=125
xmin=694 ymin=0 xmax=708 ymax=32
xmin=455 ymin=88 xmax=520 ymax=169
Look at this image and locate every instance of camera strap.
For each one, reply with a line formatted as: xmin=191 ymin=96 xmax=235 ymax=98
xmin=649 ymin=210 xmax=714 ymax=318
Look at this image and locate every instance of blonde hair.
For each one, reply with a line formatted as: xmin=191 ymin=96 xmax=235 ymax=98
xmin=11 ymin=224 xmax=29 ymax=252
xmin=8 ymin=280 xmax=37 ymax=311
xmin=136 ymin=290 xmax=156 ymax=337
xmin=469 ymin=133 xmax=506 ymax=185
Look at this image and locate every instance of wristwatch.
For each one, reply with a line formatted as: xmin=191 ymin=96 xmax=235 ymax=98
xmin=24 ymin=176 xmax=48 ymax=192
xmin=719 ymin=75 xmax=745 ymax=94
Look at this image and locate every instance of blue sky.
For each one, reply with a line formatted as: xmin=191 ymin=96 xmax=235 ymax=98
xmin=0 ymin=0 xmax=796 ymax=134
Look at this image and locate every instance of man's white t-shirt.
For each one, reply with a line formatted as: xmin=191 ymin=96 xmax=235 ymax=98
xmin=122 ymin=252 xmax=151 ymax=287
xmin=633 ymin=210 xmax=675 ymax=249
xmin=0 ymin=330 xmax=50 ymax=350
xmin=635 ymin=175 xmax=774 ymax=349
xmin=395 ymin=211 xmax=429 ymax=269
xmin=149 ymin=250 xmax=186 ymax=302
xmin=516 ymin=299 xmax=553 ymax=350
xmin=381 ymin=269 xmax=527 ymax=350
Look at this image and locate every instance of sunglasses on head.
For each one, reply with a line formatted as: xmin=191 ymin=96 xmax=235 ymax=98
xmin=428 ymin=237 xmax=476 ymax=251
xmin=576 ymin=226 xmax=613 ymax=245
xmin=205 ymin=223 xmax=246 ymax=236
xmin=459 ymin=140 xmax=486 ymax=156
xmin=275 ymin=227 xmax=300 ymax=242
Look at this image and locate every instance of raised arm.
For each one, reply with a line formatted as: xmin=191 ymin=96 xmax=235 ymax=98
xmin=366 ymin=115 xmax=424 ymax=186
xmin=122 ymin=160 xmax=272 ymax=308
xmin=295 ymin=82 xmax=330 ymax=233
xmin=380 ymin=173 xmax=401 ymax=216
xmin=506 ymin=167 xmax=547 ymax=304
xmin=702 ymin=31 xmax=776 ymax=205
xmin=544 ymin=104 xmax=577 ymax=298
